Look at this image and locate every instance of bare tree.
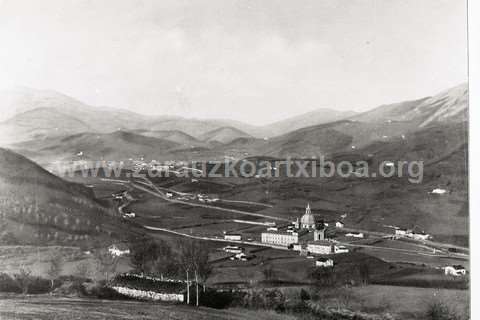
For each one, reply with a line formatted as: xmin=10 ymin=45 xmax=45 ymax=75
xmin=95 ymin=250 xmax=119 ymax=282
xmin=262 ymin=264 xmax=276 ymax=281
xmin=129 ymin=236 xmax=159 ymax=274
xmin=357 ymin=263 xmax=370 ymax=286
xmin=178 ymin=239 xmax=212 ymax=306
xmin=47 ymin=255 xmax=63 ymax=291
xmin=75 ymin=261 xmax=94 ymax=280
xmin=153 ymin=240 xmax=178 ymax=280
xmin=14 ymin=267 xmax=32 ymax=294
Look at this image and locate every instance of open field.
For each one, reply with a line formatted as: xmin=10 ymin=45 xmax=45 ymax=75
xmin=346 ymin=285 xmax=469 ymax=320
xmin=0 ymin=295 xmax=295 ymax=320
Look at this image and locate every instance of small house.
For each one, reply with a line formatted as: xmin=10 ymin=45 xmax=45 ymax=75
xmin=108 ymin=244 xmax=130 ymax=257
xmin=315 ymin=258 xmax=334 ymax=268
xmin=444 ymin=265 xmax=466 ymax=276
xmin=335 ymin=221 xmax=345 ymax=228
xmin=345 ymin=232 xmax=364 ymax=238
xmin=334 ymin=245 xmax=349 ymax=254
xmin=224 ymin=233 xmax=242 ymax=241
xmin=123 ymin=212 xmax=136 ymax=218
xmin=410 ymin=232 xmax=430 ymax=241
xmin=395 ymin=228 xmax=409 ymax=236
xmin=292 ymin=243 xmax=303 ymax=251
xmin=223 ymin=246 xmax=244 ymax=254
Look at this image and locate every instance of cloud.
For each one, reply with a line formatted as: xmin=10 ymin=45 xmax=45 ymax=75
xmin=0 ymin=0 xmax=467 ymax=124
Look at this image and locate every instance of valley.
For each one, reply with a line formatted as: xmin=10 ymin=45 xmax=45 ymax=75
xmin=0 ymin=83 xmax=469 ymax=320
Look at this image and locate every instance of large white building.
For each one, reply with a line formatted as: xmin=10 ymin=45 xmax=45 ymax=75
xmin=261 ymin=231 xmax=299 ymax=246
xmin=306 ymin=240 xmax=333 ymax=255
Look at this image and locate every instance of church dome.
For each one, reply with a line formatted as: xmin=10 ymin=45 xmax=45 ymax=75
xmin=300 ymin=203 xmax=316 ymax=228
xmin=301 ymin=213 xmax=315 ymax=226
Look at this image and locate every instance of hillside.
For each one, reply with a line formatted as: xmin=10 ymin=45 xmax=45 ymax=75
xmin=218 ymin=84 xmax=469 ymax=159
xmin=12 ymin=131 xmax=182 ymax=165
xmin=132 ymin=129 xmax=204 ymax=147
xmin=0 ymin=88 xmax=264 ymax=144
xmin=200 ymin=126 xmax=252 ymax=144
xmin=0 ymin=88 xmax=151 ymax=144
xmin=351 ymin=83 xmax=468 ymax=126
xmin=0 ymin=148 xmax=135 ymax=245
xmin=3 ymin=83 xmax=469 ymax=164
xmin=264 ymin=108 xmax=357 ymax=137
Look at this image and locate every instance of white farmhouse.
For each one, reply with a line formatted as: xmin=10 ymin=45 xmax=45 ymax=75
xmin=335 ymin=221 xmax=345 ymax=228
xmin=108 ymin=244 xmax=130 ymax=257
xmin=395 ymin=228 xmax=409 ymax=236
xmin=224 ymin=233 xmax=242 ymax=241
xmin=223 ymin=246 xmax=244 ymax=254
xmin=334 ymin=245 xmax=349 ymax=254
xmin=345 ymin=232 xmax=364 ymax=238
xmin=315 ymin=258 xmax=334 ymax=268
xmin=444 ymin=265 xmax=466 ymax=276
xmin=410 ymin=232 xmax=430 ymax=241
xmin=123 ymin=212 xmax=136 ymax=218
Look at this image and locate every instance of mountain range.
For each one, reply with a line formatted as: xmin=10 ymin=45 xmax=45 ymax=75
xmin=3 ymin=83 xmax=467 ymax=164
xmin=0 ymin=83 xmax=469 ymax=247
xmin=0 ymin=87 xmax=357 ymax=145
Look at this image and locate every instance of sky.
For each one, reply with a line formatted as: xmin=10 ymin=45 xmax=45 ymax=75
xmin=0 ymin=0 xmax=468 ymax=125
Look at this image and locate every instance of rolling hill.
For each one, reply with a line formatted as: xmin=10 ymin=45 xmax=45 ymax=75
xmin=200 ymin=126 xmax=252 ymax=144
xmin=0 ymin=148 xmax=135 ymax=246
xmin=351 ymin=83 xmax=468 ymax=126
xmin=0 ymin=87 xmax=360 ymax=145
xmin=131 ymin=129 xmax=203 ymax=147
xmin=3 ymin=83 xmax=469 ymax=165
xmin=264 ymin=108 xmax=357 ymax=137
xmin=217 ymin=84 xmax=469 ymax=159
xmin=0 ymin=87 xmax=152 ymax=144
xmin=12 ymin=131 xmax=183 ymax=166
xmin=0 ymin=87 xmax=263 ymax=144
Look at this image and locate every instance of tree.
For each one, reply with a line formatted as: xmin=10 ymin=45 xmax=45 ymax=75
xmin=262 ymin=265 xmax=276 ymax=281
xmin=152 ymin=240 xmax=178 ymax=280
xmin=426 ymin=300 xmax=461 ymax=320
xmin=47 ymin=255 xmax=63 ymax=291
xmin=75 ymin=261 xmax=94 ymax=280
xmin=308 ymin=266 xmax=336 ymax=288
xmin=14 ymin=267 xmax=32 ymax=294
xmin=357 ymin=263 xmax=370 ymax=286
xmin=95 ymin=250 xmax=119 ymax=282
xmin=178 ymin=239 xmax=213 ymax=306
xmin=0 ymin=232 xmax=18 ymax=245
xmin=129 ymin=236 xmax=159 ymax=274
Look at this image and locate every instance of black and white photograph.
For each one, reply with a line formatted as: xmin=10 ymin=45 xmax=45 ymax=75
xmin=0 ymin=1 xmax=473 ymax=319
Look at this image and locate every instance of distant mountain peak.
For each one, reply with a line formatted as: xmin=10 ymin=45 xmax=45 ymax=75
xmin=200 ymin=126 xmax=252 ymax=144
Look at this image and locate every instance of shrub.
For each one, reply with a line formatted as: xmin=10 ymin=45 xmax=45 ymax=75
xmin=426 ymin=300 xmax=462 ymax=320
xmin=198 ymin=289 xmax=234 ymax=309
xmin=0 ymin=273 xmax=20 ymax=293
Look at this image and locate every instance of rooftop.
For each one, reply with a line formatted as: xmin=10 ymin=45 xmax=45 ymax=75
xmin=307 ymin=240 xmax=333 ymax=246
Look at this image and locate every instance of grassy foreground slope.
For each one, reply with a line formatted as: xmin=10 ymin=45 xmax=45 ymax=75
xmin=0 ymin=296 xmax=294 ymax=320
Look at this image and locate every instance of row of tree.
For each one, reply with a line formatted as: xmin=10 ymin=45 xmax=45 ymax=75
xmin=129 ymin=236 xmax=212 ymax=306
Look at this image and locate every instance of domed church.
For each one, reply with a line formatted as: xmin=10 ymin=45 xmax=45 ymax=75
xmin=300 ymin=203 xmax=317 ymax=230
